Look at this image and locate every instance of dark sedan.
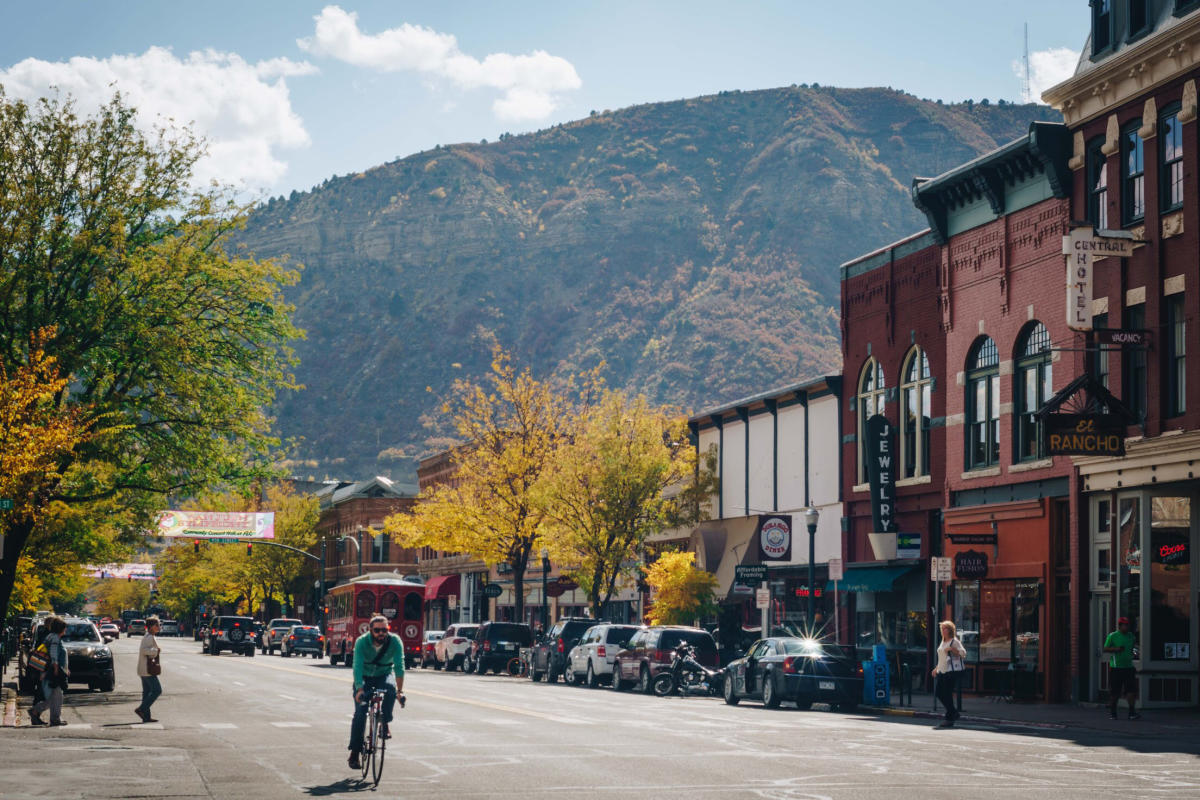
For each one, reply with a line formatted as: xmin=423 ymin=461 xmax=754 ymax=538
xmin=723 ymin=637 xmax=861 ymax=710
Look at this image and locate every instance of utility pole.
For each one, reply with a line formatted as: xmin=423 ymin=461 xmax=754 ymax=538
xmin=1023 ymin=22 xmax=1031 ymax=103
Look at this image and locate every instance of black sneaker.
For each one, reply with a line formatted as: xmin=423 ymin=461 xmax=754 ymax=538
xmin=383 ymin=724 xmax=391 ymax=740
xmin=1109 ymin=711 xmax=1119 ymax=720
xmin=1129 ymin=712 xmax=1141 ymax=720
xmin=348 ymin=752 xmax=361 ymax=770
xmin=29 ymin=713 xmax=46 ymax=726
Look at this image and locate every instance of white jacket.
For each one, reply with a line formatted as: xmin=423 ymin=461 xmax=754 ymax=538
xmin=137 ymin=632 xmax=160 ymax=677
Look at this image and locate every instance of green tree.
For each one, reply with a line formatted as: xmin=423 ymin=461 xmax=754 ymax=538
xmin=0 ymin=90 xmax=302 ymax=617
xmin=540 ymin=390 xmax=716 ymax=619
xmin=644 ymin=551 xmax=718 ymax=626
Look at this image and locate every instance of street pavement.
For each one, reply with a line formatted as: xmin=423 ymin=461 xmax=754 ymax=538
xmin=2 ymin=635 xmax=1199 ymax=799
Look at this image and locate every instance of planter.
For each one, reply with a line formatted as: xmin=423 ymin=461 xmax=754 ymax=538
xmin=867 ymin=532 xmax=897 ymax=561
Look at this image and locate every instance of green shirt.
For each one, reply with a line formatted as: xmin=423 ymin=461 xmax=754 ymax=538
xmin=1105 ymin=630 xmax=1136 ymax=669
xmin=352 ymin=632 xmax=405 ymax=689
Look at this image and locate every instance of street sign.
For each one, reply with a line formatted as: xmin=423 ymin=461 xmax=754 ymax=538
xmin=735 ymin=565 xmax=768 ymax=584
xmin=755 ymin=587 xmax=770 ymax=609
xmin=931 ymin=557 xmax=952 ymax=582
xmin=1094 ymin=328 xmax=1150 ymax=347
xmin=0 ymin=499 xmax=12 ymax=510
xmin=896 ymin=532 xmax=921 ymax=559
xmin=448 ymin=594 xmax=457 ymax=609
xmin=482 ymin=583 xmax=503 ymax=598
xmin=828 ymin=558 xmax=843 ymax=582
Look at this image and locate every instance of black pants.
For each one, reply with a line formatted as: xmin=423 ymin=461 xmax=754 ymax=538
xmin=348 ymin=674 xmax=396 ymax=752
xmin=935 ymin=671 xmax=959 ymax=721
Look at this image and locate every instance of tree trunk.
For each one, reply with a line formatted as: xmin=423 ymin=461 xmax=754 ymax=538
xmin=0 ymin=515 xmax=35 ymax=618
xmin=512 ymin=563 xmax=525 ymax=622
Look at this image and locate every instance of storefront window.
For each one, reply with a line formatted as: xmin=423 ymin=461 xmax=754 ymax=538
xmin=980 ymin=582 xmax=1015 ymax=661
xmin=952 ymin=581 xmax=980 ymax=662
xmin=1093 ymin=497 xmax=1112 ymax=590
xmin=1118 ymin=496 xmax=1142 ymax=635
xmin=1150 ymin=497 xmax=1191 ymax=661
xmin=1014 ymin=582 xmax=1041 ymax=669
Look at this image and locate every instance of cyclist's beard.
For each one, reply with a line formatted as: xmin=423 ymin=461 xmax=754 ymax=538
xmin=372 ymin=633 xmax=388 ymax=644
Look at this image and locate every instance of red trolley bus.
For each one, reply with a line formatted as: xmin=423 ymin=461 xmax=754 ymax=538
xmin=325 ymin=576 xmax=425 ymax=668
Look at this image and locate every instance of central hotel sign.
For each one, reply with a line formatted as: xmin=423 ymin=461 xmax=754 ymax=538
xmin=1062 ymin=228 xmax=1134 ymax=331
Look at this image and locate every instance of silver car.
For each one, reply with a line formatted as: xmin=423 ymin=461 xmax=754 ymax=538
xmin=568 ymin=624 xmax=643 ymax=687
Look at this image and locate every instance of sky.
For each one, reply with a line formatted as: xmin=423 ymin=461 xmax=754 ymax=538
xmin=0 ymin=1 xmax=1090 ymax=199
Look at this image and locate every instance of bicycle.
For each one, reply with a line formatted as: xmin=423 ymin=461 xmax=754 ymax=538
xmin=358 ymin=688 xmax=405 ymax=786
xmin=506 ymin=652 xmax=530 ymax=677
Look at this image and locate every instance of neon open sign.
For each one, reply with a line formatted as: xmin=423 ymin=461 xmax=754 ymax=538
xmin=1159 ymin=543 xmax=1187 ymax=562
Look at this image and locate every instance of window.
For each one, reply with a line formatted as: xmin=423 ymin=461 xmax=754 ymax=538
xmin=1128 ymin=0 xmax=1149 ymax=38
xmin=1177 ymin=0 xmax=1200 ymax=16
xmin=1160 ymin=105 xmax=1184 ymax=212
xmin=966 ymin=336 xmax=1000 ymax=469
xmin=1092 ymin=0 xmax=1113 ymax=53
xmin=1087 ymin=137 xmax=1109 ymax=229
xmin=1093 ymin=312 xmax=1111 ymax=389
xmin=1092 ymin=496 xmax=1113 ymax=591
xmin=1166 ymin=294 xmax=1186 ymax=417
xmin=1150 ymin=497 xmax=1191 ymax=661
xmin=856 ymin=357 xmax=886 ymax=483
xmin=372 ymin=532 xmax=389 ymax=563
xmin=1015 ymin=323 xmax=1053 ymax=462
xmin=1122 ymin=121 xmax=1145 ymax=223
xmin=900 ymin=346 xmax=932 ymax=479
xmin=1125 ymin=304 xmax=1147 ymax=421
xmin=1117 ymin=496 xmax=1142 ymax=635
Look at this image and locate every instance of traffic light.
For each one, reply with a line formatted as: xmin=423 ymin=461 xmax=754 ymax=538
xmin=193 ymin=539 xmax=200 ymax=554
xmin=246 ymin=542 xmax=253 ymax=556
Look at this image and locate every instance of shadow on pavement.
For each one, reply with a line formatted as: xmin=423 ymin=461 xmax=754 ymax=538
xmin=302 ymin=777 xmax=374 ymax=795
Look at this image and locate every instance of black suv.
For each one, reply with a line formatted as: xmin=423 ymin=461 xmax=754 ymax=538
xmin=204 ymin=616 xmax=257 ymax=656
xmin=464 ymin=621 xmax=533 ymax=674
xmin=530 ymin=617 xmax=595 ymax=683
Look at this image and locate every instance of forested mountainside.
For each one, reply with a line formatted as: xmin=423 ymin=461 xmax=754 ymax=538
xmin=238 ymin=86 xmax=1059 ymax=480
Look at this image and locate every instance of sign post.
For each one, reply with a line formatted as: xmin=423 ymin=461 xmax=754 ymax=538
xmin=828 ymin=558 xmax=843 ymax=643
xmin=0 ymin=498 xmax=12 ymax=510
xmin=756 ymin=583 xmax=770 ymax=637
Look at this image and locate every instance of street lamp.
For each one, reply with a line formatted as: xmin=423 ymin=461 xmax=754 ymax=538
xmin=804 ymin=507 xmax=820 ymax=629
xmin=540 ymin=547 xmax=550 ymax=633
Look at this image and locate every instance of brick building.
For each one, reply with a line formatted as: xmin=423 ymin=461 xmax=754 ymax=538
xmin=840 ymin=122 xmax=1080 ymax=700
xmin=1043 ymin=0 xmax=1200 ymax=707
xmin=314 ymin=476 xmax=419 ymax=588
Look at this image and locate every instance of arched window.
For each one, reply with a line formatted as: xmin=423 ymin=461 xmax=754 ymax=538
xmin=856 ymin=358 xmax=886 ymax=483
xmin=1015 ymin=323 xmax=1053 ymax=462
xmin=900 ymin=346 xmax=932 ymax=479
xmin=966 ymin=337 xmax=1000 ymax=469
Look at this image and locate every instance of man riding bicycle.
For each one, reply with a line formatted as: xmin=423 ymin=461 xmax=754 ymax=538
xmin=348 ymin=614 xmax=405 ymax=770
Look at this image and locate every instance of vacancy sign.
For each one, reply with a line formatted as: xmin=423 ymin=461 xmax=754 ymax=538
xmin=1063 ymin=229 xmax=1134 ymax=331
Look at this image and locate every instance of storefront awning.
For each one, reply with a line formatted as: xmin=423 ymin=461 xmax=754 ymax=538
xmin=825 ymin=565 xmax=915 ymax=593
xmin=424 ymin=573 xmax=460 ymax=600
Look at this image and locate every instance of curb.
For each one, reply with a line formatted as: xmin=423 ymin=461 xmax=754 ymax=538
xmin=2 ymin=687 xmax=16 ymax=728
xmin=858 ymin=704 xmax=1067 ymax=730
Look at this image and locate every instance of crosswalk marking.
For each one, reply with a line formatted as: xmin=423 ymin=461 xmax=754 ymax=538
xmin=270 ymin=721 xmax=311 ymax=728
xmin=201 ymin=722 xmax=238 ymax=729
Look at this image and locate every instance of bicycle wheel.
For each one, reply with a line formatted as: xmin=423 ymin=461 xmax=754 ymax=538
xmin=371 ymin=701 xmax=386 ymax=786
xmin=360 ymin=703 xmax=373 ymax=782
xmin=506 ymin=656 xmax=522 ymax=676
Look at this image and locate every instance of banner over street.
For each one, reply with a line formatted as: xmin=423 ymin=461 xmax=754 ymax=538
xmin=157 ymin=510 xmax=276 ymax=540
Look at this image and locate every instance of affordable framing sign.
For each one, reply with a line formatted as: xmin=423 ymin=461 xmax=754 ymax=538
xmin=156 ymin=510 xmax=276 ymax=540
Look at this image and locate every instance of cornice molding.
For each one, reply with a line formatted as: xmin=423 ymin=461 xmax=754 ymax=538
xmin=1043 ymin=13 xmax=1200 ymax=126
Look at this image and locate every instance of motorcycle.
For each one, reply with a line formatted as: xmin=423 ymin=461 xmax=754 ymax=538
xmin=651 ymin=642 xmax=724 ymax=697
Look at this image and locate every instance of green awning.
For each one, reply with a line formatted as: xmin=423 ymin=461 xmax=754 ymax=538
xmin=825 ymin=565 xmax=916 ymax=593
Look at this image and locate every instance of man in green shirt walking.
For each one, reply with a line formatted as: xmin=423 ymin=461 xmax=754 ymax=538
xmin=1103 ymin=616 xmax=1140 ymax=720
xmin=348 ymin=614 xmax=406 ymax=769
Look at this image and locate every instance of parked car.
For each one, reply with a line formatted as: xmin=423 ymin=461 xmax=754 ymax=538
xmin=126 ymin=619 xmax=146 ymax=637
xmin=419 ymin=630 xmax=444 ymax=668
xmin=613 ymin=626 xmax=719 ymax=693
xmin=529 ymin=617 xmax=595 ymax=683
xmin=204 ymin=615 xmax=257 ymax=656
xmin=60 ymin=618 xmax=116 ymax=692
xmin=158 ymin=619 xmax=180 ymax=637
xmin=567 ymin=623 xmax=643 ymax=687
xmin=262 ymin=617 xmax=303 ymax=654
xmin=98 ymin=623 xmax=120 ymax=641
xmin=433 ymin=623 xmax=478 ymax=670
xmin=280 ymin=625 xmax=324 ymax=658
xmin=723 ymin=637 xmax=863 ymax=710
xmin=464 ymin=621 xmax=533 ymax=674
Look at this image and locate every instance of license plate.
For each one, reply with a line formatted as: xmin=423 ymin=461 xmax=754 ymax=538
xmin=819 ymin=680 xmax=836 ymax=691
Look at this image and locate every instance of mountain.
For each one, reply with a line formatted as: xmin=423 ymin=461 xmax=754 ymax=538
xmin=237 ymin=86 xmax=1059 ymax=481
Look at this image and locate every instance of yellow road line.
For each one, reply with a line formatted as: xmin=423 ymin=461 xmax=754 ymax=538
xmin=235 ymin=656 xmax=581 ymax=725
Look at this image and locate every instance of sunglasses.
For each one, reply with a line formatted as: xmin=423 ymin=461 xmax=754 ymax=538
xmin=371 ymin=627 xmax=388 ymax=634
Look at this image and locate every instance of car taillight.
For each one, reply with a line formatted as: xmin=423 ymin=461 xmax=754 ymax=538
xmin=233 ymin=623 xmax=240 ymax=627
xmin=855 ymin=663 xmax=864 ymax=677
xmin=557 ymin=637 xmax=564 ymax=654
xmin=319 ymin=636 xmax=324 ymax=642
xmin=453 ymin=638 xmax=464 ymax=644
xmin=289 ymin=635 xmax=295 ymax=641
xmin=653 ymin=649 xmax=667 ymax=662
xmin=483 ymin=641 xmax=492 ymax=652
xmin=782 ymin=657 xmax=797 ymax=674
xmin=597 ymin=646 xmax=606 ymax=658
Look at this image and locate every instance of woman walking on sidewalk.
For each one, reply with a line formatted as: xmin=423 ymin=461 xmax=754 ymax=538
xmin=30 ymin=616 xmax=68 ymax=726
xmin=931 ymin=620 xmax=967 ymax=728
xmin=135 ymin=616 xmax=162 ymax=723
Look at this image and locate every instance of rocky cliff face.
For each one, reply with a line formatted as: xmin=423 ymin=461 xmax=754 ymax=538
xmin=238 ymin=86 xmax=1059 ymax=480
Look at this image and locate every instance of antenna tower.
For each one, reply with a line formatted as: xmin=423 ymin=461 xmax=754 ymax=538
xmin=1023 ymin=22 xmax=1032 ymax=103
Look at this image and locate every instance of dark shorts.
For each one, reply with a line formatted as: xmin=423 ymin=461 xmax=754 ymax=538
xmin=1110 ymin=667 xmax=1137 ymax=696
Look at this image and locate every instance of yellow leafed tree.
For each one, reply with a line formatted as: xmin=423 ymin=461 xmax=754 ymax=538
xmin=644 ymin=551 xmax=718 ymax=626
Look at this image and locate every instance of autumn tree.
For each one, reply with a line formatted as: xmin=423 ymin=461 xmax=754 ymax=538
xmin=0 ymin=90 xmax=301 ymax=616
xmin=540 ymin=390 xmax=716 ymax=619
xmin=644 ymin=551 xmax=718 ymax=626
xmin=387 ymin=346 xmax=585 ymax=621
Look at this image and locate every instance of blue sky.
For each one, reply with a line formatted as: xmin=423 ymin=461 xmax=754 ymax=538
xmin=0 ymin=1 xmax=1090 ymax=197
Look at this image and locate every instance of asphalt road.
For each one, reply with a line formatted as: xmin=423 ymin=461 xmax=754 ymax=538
xmin=2 ymin=635 xmax=1199 ymax=799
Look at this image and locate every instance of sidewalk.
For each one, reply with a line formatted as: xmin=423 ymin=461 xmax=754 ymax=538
xmin=860 ymin=690 xmax=1200 ymax=735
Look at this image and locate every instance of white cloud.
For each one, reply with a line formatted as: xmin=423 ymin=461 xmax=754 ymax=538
xmin=1014 ymin=47 xmax=1080 ymax=103
xmin=0 ymin=47 xmax=316 ymax=188
xmin=298 ymin=5 xmax=580 ymax=122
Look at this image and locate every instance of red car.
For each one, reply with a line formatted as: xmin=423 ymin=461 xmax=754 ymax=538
xmin=612 ymin=626 xmax=719 ymax=693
